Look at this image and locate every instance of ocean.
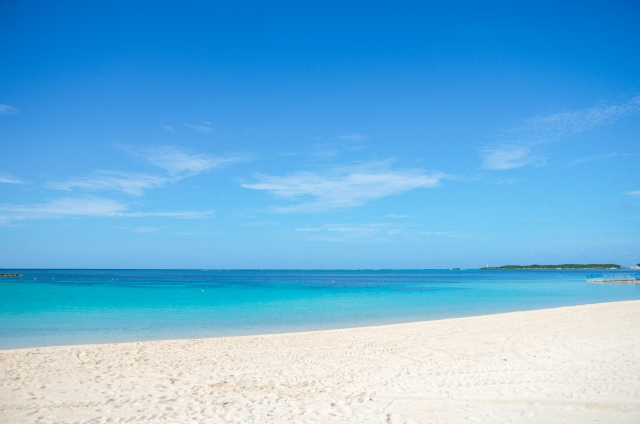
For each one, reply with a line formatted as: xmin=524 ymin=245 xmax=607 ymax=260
xmin=1 ymin=269 xmax=639 ymax=349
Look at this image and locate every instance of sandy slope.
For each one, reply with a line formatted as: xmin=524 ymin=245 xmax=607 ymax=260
xmin=1 ymin=300 xmax=639 ymax=423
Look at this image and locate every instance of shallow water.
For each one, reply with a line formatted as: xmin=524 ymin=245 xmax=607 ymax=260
xmin=1 ymin=269 xmax=639 ymax=349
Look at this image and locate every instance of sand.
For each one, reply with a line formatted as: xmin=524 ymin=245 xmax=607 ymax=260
xmin=1 ymin=301 xmax=639 ymax=423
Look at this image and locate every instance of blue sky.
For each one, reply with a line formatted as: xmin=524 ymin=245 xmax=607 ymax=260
xmin=1 ymin=1 xmax=639 ymax=268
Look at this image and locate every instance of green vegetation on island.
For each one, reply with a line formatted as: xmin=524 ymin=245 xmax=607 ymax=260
xmin=481 ymin=264 xmax=622 ymax=270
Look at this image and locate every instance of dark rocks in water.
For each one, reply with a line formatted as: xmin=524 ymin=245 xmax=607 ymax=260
xmin=0 ymin=273 xmax=22 ymax=277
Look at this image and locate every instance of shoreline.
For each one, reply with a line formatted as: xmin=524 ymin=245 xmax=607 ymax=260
xmin=2 ymin=299 xmax=637 ymax=352
xmin=2 ymin=300 xmax=639 ymax=422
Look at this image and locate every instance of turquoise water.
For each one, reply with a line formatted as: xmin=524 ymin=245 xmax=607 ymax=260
xmin=1 ymin=269 xmax=639 ymax=349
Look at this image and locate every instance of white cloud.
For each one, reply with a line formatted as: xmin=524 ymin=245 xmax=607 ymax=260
xmin=291 ymin=223 xmax=449 ymax=242
xmin=481 ymin=97 xmax=640 ymax=171
xmin=0 ymin=172 xmax=24 ymax=184
xmin=495 ymin=177 xmax=524 ymax=185
xmin=569 ymin=153 xmax=618 ymax=166
xmin=46 ymin=172 xmax=168 ymax=196
xmin=0 ymin=197 xmax=128 ymax=221
xmin=48 ymin=146 xmax=244 ymax=195
xmin=0 ymin=196 xmax=214 ymax=224
xmin=0 ymin=104 xmax=20 ymax=115
xmin=625 ymin=191 xmax=640 ymax=197
xmin=242 ymin=163 xmax=444 ymax=212
xmin=293 ymin=223 xmax=393 ymax=242
xmin=120 ymin=210 xmax=215 ymax=218
xmin=142 ymin=146 xmax=241 ymax=177
xmin=568 ymin=152 xmax=638 ymax=166
xmin=480 ymin=145 xmax=545 ymax=170
xmin=297 ymin=225 xmax=452 ymax=239
xmin=338 ymin=134 xmax=367 ymax=141
xmin=324 ymin=224 xmax=384 ymax=234
xmin=524 ymin=96 xmax=640 ymax=137
xmin=184 ymin=123 xmax=214 ymax=133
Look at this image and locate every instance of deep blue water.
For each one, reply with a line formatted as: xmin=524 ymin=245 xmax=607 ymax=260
xmin=1 ymin=269 xmax=639 ymax=349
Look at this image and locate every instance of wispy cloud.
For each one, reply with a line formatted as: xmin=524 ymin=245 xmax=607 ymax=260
xmin=293 ymin=223 xmax=460 ymax=242
xmin=0 ymin=197 xmax=128 ymax=222
xmin=142 ymin=146 xmax=239 ymax=177
xmin=0 ymin=172 xmax=24 ymax=184
xmin=184 ymin=123 xmax=214 ymax=133
xmin=495 ymin=177 xmax=524 ymax=185
xmin=625 ymin=190 xmax=640 ymax=197
xmin=241 ymin=221 xmax=277 ymax=227
xmin=480 ymin=145 xmax=545 ymax=170
xmin=569 ymin=152 xmax=618 ymax=166
xmin=523 ymin=97 xmax=640 ymax=136
xmin=568 ymin=152 xmax=638 ymax=166
xmin=293 ymin=223 xmax=395 ymax=242
xmin=242 ymin=162 xmax=445 ymax=212
xmin=338 ymin=134 xmax=367 ymax=141
xmin=0 ymin=104 xmax=20 ymax=115
xmin=120 ymin=210 xmax=214 ymax=218
xmin=324 ymin=224 xmax=388 ymax=234
xmin=0 ymin=196 xmax=214 ymax=224
xmin=279 ymin=135 xmax=368 ymax=159
xmin=46 ymin=172 xmax=168 ymax=196
xmin=49 ymin=146 xmax=245 ymax=195
xmin=481 ymin=97 xmax=640 ymax=171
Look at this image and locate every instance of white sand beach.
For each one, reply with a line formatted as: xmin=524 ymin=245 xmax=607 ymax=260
xmin=1 ymin=300 xmax=639 ymax=423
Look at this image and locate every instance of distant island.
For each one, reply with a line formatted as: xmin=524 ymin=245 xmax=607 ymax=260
xmin=481 ymin=264 xmax=623 ymax=270
xmin=0 ymin=273 xmax=23 ymax=277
